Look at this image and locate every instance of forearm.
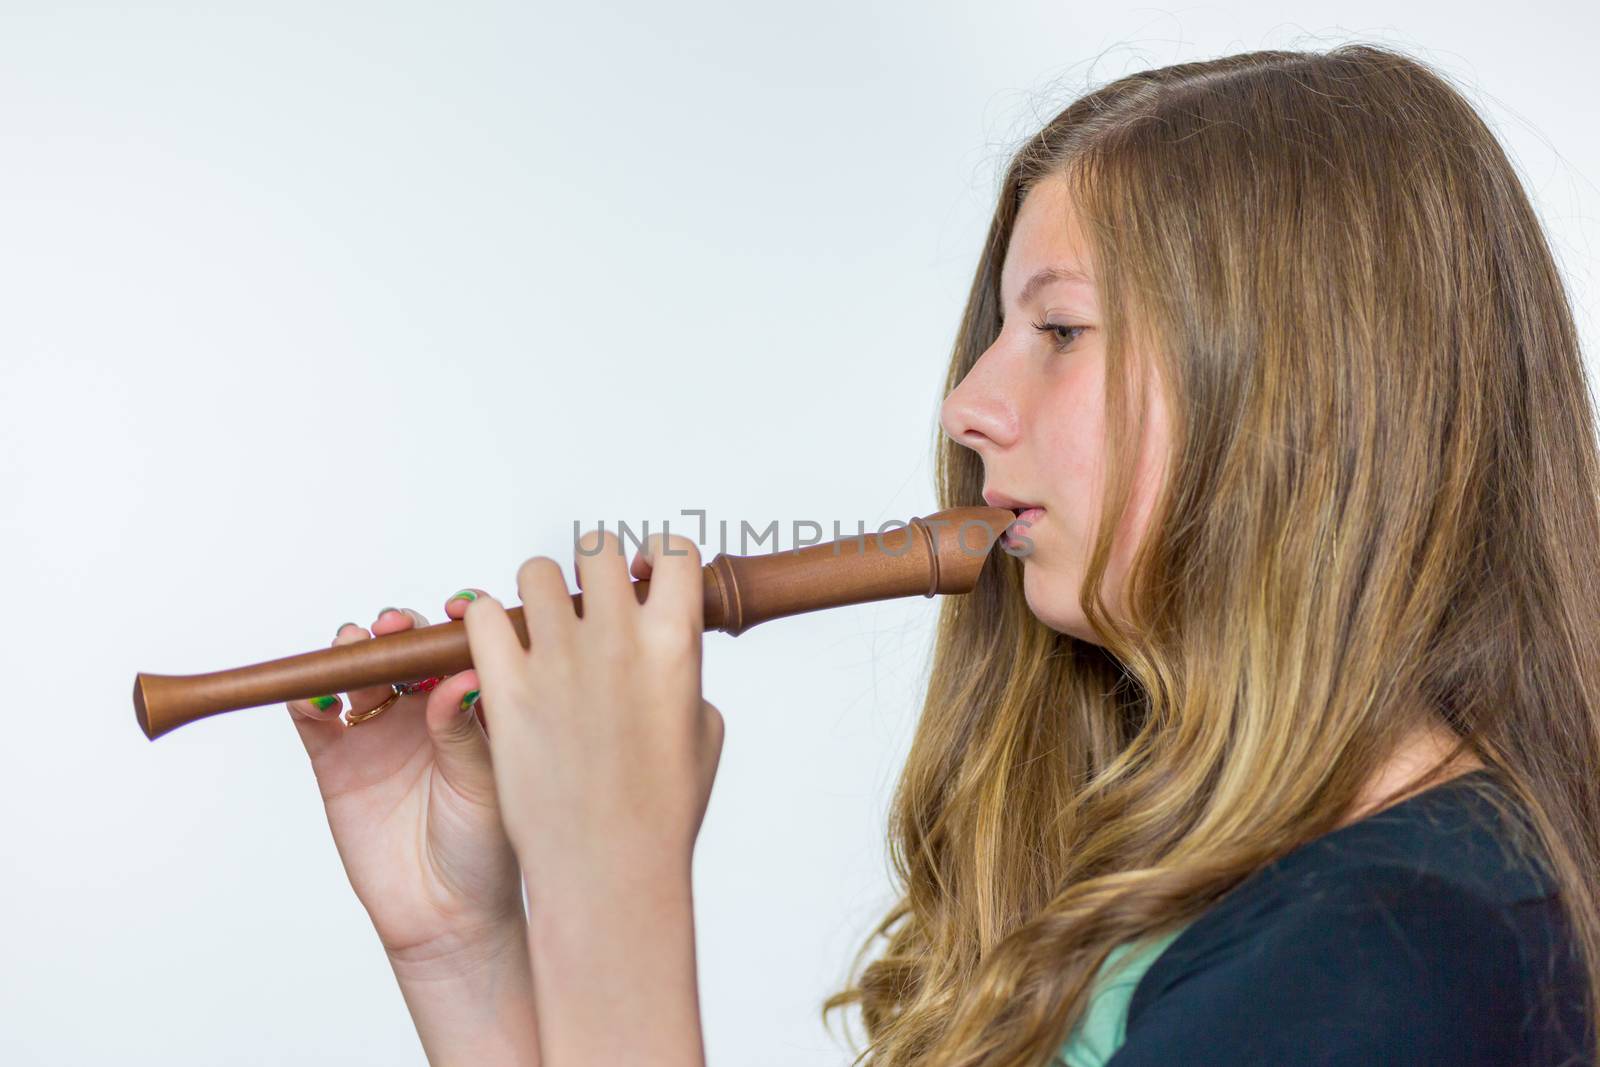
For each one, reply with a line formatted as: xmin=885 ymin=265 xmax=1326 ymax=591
xmin=386 ymin=918 xmax=543 ymax=1067
xmin=526 ymin=862 xmax=706 ymax=1067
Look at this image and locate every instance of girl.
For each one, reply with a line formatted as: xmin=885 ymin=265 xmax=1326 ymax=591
xmin=287 ymin=42 xmax=1599 ymax=1066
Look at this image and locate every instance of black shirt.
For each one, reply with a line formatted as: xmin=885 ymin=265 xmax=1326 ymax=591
xmin=1108 ymin=769 xmax=1592 ymax=1065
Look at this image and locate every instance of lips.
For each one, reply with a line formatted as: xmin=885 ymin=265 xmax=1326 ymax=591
xmin=982 ymin=489 xmax=1045 ymax=549
xmin=982 ymin=489 xmax=1045 ymax=514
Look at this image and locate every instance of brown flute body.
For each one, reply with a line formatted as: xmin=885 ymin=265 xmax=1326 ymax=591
xmin=133 ymin=506 xmax=1016 ymax=740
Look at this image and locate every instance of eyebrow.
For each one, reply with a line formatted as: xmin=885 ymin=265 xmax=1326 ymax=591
xmin=1010 ymin=265 xmax=1095 ymax=311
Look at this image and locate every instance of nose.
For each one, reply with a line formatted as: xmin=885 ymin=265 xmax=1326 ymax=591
xmin=939 ymin=351 xmax=1019 ymax=453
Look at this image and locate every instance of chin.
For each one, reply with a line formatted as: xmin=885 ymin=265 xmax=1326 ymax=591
xmin=1020 ymin=563 xmax=1090 ymax=639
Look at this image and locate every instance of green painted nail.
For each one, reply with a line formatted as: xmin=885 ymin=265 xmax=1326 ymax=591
xmin=309 ymin=695 xmax=340 ymax=711
xmin=450 ymin=589 xmax=478 ymax=603
xmin=459 ymin=689 xmax=480 ymax=713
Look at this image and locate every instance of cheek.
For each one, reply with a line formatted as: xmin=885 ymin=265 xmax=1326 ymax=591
xmin=1109 ymin=373 xmax=1172 ymax=570
xmin=1035 ymin=366 xmax=1107 ymax=509
xmin=1016 ymin=353 xmax=1168 ymax=643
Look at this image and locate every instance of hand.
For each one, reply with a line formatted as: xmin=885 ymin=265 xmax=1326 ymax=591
xmin=461 ymin=529 xmax=725 ymax=897
xmin=287 ymin=594 xmax=522 ymax=964
xmin=459 ymin=529 xmax=722 ymax=1065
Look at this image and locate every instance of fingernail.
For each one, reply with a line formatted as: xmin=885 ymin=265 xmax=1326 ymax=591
xmin=309 ymin=695 xmax=340 ymax=711
xmin=459 ymin=689 xmax=480 ymax=714
xmin=449 ymin=589 xmax=478 ymax=604
xmin=335 ymin=621 xmax=357 ymax=637
xmin=377 ymin=606 xmax=401 ymax=620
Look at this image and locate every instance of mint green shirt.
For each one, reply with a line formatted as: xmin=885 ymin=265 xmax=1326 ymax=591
xmin=1054 ymin=926 xmax=1190 ymax=1067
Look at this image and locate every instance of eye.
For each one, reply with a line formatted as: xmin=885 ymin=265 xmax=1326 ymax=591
xmin=1030 ymin=319 xmax=1088 ymax=351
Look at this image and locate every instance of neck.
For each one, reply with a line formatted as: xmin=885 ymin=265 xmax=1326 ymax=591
xmin=1336 ymin=719 xmax=1485 ymax=829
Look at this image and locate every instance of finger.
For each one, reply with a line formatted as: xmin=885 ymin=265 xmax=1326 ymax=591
xmin=371 ymin=605 xmax=464 ymax=706
xmin=572 ymin=527 xmax=634 ymax=623
xmin=287 ymin=622 xmax=368 ymax=725
xmin=515 ymin=557 xmax=576 ymax=654
xmin=341 ymin=608 xmax=421 ymax=716
xmin=637 ymin=532 xmax=704 ymax=631
xmin=443 ymin=588 xmax=487 ymax=620
xmin=422 ymin=668 xmax=498 ymax=806
xmin=374 ymin=606 xmax=429 ymax=633
xmin=460 ymin=592 xmax=529 ymax=714
xmin=627 ymin=537 xmax=679 ymax=581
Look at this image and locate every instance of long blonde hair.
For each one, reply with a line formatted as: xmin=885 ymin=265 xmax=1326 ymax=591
xmin=822 ymin=43 xmax=1600 ymax=1066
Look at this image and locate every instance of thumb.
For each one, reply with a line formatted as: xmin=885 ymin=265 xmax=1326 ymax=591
xmin=423 ymin=670 xmax=497 ymax=806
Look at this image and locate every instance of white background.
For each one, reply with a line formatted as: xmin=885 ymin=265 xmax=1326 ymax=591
xmin=2 ymin=2 xmax=1595 ymax=1064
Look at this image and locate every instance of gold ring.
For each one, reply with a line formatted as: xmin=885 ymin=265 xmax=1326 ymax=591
xmin=344 ymin=687 xmax=402 ymax=727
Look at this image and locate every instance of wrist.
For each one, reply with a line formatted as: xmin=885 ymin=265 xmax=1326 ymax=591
xmin=385 ymin=915 xmax=542 ymax=1067
xmin=526 ymin=868 xmax=703 ymax=1066
xmin=383 ymin=910 xmax=528 ymax=982
xmin=521 ymin=844 xmax=693 ymax=915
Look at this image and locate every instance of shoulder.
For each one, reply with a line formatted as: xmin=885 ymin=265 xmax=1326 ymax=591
xmin=1113 ymin=868 xmax=1534 ymax=1066
xmin=1112 ymin=774 xmax=1589 ymax=1065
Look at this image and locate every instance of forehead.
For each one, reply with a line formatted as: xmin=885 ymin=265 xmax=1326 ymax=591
xmin=1002 ymin=176 xmax=1095 ymax=298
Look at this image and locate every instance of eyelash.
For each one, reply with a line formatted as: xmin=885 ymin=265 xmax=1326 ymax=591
xmin=1028 ymin=320 xmax=1087 ymax=350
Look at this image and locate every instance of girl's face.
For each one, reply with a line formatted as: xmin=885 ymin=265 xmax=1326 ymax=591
xmin=939 ymin=174 xmax=1170 ymax=644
